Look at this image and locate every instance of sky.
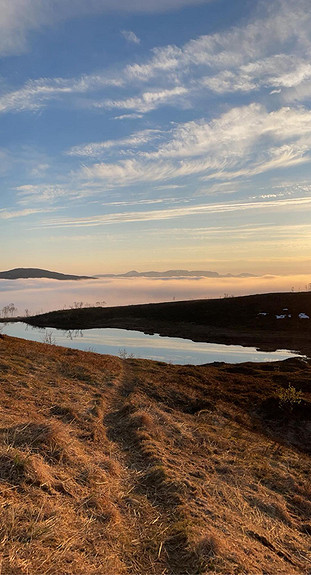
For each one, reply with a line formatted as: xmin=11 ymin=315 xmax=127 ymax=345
xmin=1 ymin=0 xmax=311 ymax=276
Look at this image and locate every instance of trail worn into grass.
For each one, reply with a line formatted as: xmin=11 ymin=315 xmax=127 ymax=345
xmin=104 ymin=361 xmax=206 ymax=574
xmin=0 ymin=334 xmax=310 ymax=574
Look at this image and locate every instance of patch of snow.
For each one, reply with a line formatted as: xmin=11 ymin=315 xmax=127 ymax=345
xmin=299 ymin=312 xmax=310 ymax=319
xmin=258 ymin=312 xmax=268 ymax=316
xmin=288 ymin=314 xmax=292 ymax=318
xmin=283 ymin=308 xmax=288 ymax=311
xmin=276 ymin=315 xmax=286 ymax=319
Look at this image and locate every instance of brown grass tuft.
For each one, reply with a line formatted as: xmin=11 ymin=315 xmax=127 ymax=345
xmin=196 ymin=531 xmax=223 ymax=559
xmin=0 ymin=449 xmax=28 ymax=485
xmin=129 ymin=410 xmax=154 ymax=429
xmin=2 ymin=421 xmax=85 ymax=464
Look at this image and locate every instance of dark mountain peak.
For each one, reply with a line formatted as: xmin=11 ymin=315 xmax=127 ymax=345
xmin=0 ymin=268 xmax=96 ymax=280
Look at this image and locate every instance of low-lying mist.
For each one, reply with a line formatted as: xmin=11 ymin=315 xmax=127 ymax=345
xmin=0 ymin=274 xmax=310 ymax=316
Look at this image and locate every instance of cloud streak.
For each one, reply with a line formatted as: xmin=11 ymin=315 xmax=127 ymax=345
xmin=124 ymin=0 xmax=311 ymax=98
xmin=0 ymin=74 xmax=122 ymax=114
xmin=94 ymin=87 xmax=188 ymax=113
xmin=76 ymin=104 xmax=311 ymax=187
xmin=66 ymin=130 xmax=162 ymax=158
xmin=0 ymin=207 xmax=50 ymax=220
xmin=15 ymin=185 xmax=69 ymax=205
xmin=39 ymin=196 xmax=311 ymax=229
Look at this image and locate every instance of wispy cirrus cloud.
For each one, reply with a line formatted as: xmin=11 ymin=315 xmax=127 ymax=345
xmin=113 ymin=113 xmax=143 ymax=120
xmin=157 ymin=104 xmax=311 ymax=159
xmin=80 ymin=145 xmax=309 ymax=187
xmin=0 ymin=74 xmax=123 ymax=114
xmin=0 ymin=207 xmax=50 ymax=220
xmin=0 ymin=77 xmax=187 ymax=116
xmin=94 ymin=87 xmax=188 ymax=113
xmin=15 ymin=184 xmax=69 ymax=205
xmin=38 ymin=195 xmax=311 ymax=229
xmin=76 ymin=103 xmax=311 ymax=187
xmin=124 ymin=0 xmax=311 ymax=101
xmin=66 ymin=129 xmax=163 ymax=158
xmin=101 ymin=198 xmax=180 ymax=207
xmin=121 ymin=30 xmax=140 ymax=45
xmin=12 ymin=100 xmax=311 ymax=212
xmin=2 ymin=0 xmax=311 ymax=115
xmin=156 ymin=222 xmax=311 ymax=241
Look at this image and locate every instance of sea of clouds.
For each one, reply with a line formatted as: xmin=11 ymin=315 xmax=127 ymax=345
xmin=0 ymin=274 xmax=311 ymax=317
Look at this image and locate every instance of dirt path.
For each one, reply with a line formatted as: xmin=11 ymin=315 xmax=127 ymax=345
xmin=103 ymin=359 xmax=203 ymax=575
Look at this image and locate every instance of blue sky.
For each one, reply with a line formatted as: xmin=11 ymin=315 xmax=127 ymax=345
xmin=1 ymin=0 xmax=311 ymax=275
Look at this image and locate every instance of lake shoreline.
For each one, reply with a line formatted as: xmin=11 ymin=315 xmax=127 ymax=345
xmin=20 ymin=291 xmax=311 ymax=357
xmin=0 ymin=322 xmax=301 ymax=365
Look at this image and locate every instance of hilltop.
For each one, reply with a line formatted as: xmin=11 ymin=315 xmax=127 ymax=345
xmin=0 ymin=268 xmax=96 ymax=280
xmin=27 ymin=291 xmax=311 ymax=356
xmin=0 ymin=333 xmax=310 ymax=574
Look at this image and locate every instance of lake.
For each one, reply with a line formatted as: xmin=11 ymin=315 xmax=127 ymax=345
xmin=0 ymin=322 xmax=303 ymax=365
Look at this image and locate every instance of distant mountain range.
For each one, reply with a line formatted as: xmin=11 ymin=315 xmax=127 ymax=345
xmin=0 ymin=267 xmax=257 ymax=281
xmin=98 ymin=269 xmax=256 ymax=278
xmin=0 ymin=268 xmax=96 ymax=280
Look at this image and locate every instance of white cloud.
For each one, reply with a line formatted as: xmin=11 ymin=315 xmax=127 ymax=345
xmin=113 ymin=113 xmax=143 ymax=120
xmin=201 ymin=144 xmax=309 ymax=183
xmin=39 ymin=196 xmax=311 ymax=228
xmin=95 ymin=87 xmax=188 ymax=113
xmin=75 ymin=103 xmax=311 ymax=187
xmin=168 ymin=222 xmax=311 ymax=240
xmin=121 ymin=30 xmax=140 ymax=45
xmin=0 ymin=207 xmax=48 ymax=219
xmin=201 ymin=70 xmax=258 ymax=94
xmin=66 ymin=129 xmax=162 ymax=157
xmin=198 ymin=55 xmax=311 ymax=95
xmin=125 ymin=45 xmax=182 ymax=82
xmin=145 ymin=104 xmax=311 ymax=159
xmin=0 ymin=79 xmax=187 ymax=116
xmin=0 ymin=74 xmax=122 ymax=114
xmin=268 ymin=62 xmax=311 ymax=89
xmin=77 ymin=145 xmax=306 ymax=188
xmin=8 ymin=103 xmax=302 ymax=206
xmin=124 ymin=0 xmax=311 ymax=100
xmin=80 ymin=158 xmax=173 ymax=185
xmin=2 ymin=0 xmax=311 ymax=114
xmin=16 ymin=184 xmax=68 ymax=204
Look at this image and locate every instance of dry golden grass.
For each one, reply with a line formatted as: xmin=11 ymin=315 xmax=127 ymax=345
xmin=0 ymin=333 xmax=310 ymax=574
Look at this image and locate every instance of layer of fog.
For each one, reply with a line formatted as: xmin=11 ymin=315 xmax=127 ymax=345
xmin=0 ymin=274 xmax=310 ymax=316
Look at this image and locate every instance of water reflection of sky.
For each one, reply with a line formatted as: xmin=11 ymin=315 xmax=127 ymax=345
xmin=0 ymin=322 xmax=302 ymax=365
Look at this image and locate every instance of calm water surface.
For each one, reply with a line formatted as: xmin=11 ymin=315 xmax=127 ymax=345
xmin=0 ymin=322 xmax=303 ymax=365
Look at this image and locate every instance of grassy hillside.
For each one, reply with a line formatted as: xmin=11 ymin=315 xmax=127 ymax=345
xmin=0 ymin=333 xmax=310 ymax=574
xmin=27 ymin=291 xmax=311 ymax=355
